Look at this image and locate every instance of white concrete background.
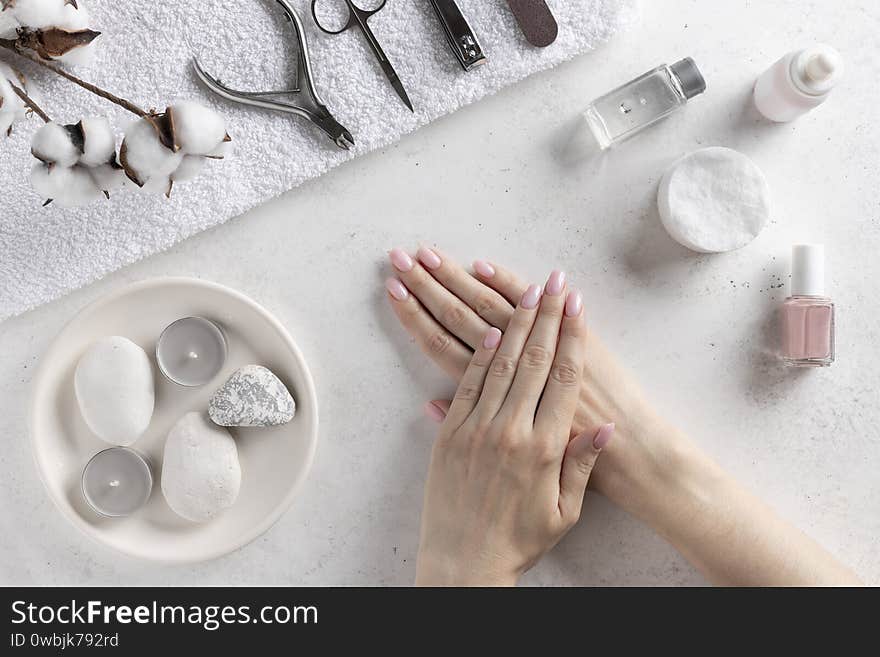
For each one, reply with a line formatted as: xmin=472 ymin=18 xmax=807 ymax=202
xmin=1 ymin=0 xmax=878 ymax=585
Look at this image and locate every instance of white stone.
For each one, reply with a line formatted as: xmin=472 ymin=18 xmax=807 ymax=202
xmin=74 ymin=336 xmax=154 ymax=446
xmin=657 ymin=147 xmax=771 ymax=253
xmin=209 ymin=364 xmax=295 ymax=427
xmin=161 ymin=412 xmax=241 ymax=522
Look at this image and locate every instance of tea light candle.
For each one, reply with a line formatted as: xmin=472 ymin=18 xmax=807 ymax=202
xmin=81 ymin=447 xmax=153 ymax=517
xmin=156 ymin=316 xmax=227 ymax=387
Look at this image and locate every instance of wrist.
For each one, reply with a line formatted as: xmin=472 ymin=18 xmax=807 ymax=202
xmin=415 ymin=553 xmax=519 ymax=587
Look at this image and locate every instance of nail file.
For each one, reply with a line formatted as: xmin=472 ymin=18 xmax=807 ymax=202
xmin=505 ymin=0 xmax=558 ymax=48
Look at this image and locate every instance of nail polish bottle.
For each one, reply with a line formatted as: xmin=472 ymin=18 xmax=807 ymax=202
xmin=583 ymin=57 xmax=706 ymax=149
xmin=781 ymin=244 xmax=834 ymax=367
xmin=753 ymin=44 xmax=843 ymax=122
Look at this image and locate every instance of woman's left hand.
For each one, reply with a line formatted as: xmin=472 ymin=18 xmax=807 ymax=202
xmin=411 ymin=272 xmax=614 ymax=586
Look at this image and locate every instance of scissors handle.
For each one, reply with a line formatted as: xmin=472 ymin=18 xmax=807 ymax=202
xmin=311 ymin=0 xmax=387 ymax=35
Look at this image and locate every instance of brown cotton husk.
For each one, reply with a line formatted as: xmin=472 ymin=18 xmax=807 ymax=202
xmin=146 ymin=111 xmax=176 ymax=152
xmin=32 ymin=28 xmax=101 ymax=60
xmin=65 ymin=122 xmax=85 ymax=152
xmin=118 ymin=141 xmax=144 ymax=187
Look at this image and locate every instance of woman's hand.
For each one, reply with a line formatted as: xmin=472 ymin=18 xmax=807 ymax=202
xmin=409 ymin=271 xmax=614 ymax=586
xmin=385 ymin=246 xmax=670 ymax=516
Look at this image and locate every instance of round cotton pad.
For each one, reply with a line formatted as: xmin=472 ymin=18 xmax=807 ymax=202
xmin=658 ymin=147 xmax=770 ymax=253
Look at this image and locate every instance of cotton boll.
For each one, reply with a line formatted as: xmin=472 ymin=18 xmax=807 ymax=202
xmin=206 ymin=140 xmax=232 ymax=159
xmin=0 ymin=113 xmax=13 ymax=136
xmin=169 ymin=101 xmax=227 ymax=155
xmin=0 ymin=8 xmax=20 ymax=38
xmin=30 ymin=162 xmax=73 ymax=201
xmin=53 ymin=165 xmax=103 ymax=206
xmin=87 ymin=163 xmax=126 ymax=195
xmin=120 ymin=117 xmax=183 ymax=186
xmin=170 ymin=154 xmax=205 ymax=182
xmin=9 ymin=0 xmax=67 ymax=29
xmin=31 ymin=121 xmax=81 ymax=166
xmin=140 ymin=173 xmax=172 ymax=196
xmin=54 ymin=0 xmax=90 ymax=31
xmin=78 ymin=116 xmax=115 ymax=166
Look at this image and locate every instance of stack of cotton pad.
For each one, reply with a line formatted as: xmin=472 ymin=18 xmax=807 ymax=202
xmin=658 ymin=147 xmax=771 ymax=253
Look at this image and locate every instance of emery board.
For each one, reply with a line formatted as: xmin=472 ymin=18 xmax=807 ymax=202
xmin=505 ymin=0 xmax=558 ymax=48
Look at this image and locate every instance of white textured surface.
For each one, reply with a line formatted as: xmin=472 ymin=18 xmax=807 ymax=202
xmin=0 ymin=0 xmax=634 ymax=320
xmin=1 ymin=0 xmax=879 ymax=585
xmin=658 ymin=147 xmax=770 ymax=252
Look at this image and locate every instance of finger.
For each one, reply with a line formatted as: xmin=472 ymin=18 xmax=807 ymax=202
xmin=535 ymin=289 xmax=586 ymax=448
xmin=445 ymin=327 xmax=503 ymax=429
xmin=558 ymin=423 xmax=615 ymax=524
xmin=472 ymin=283 xmax=542 ymax=421
xmin=424 ymin=399 xmax=451 ymax=423
xmin=472 ymin=259 xmax=529 ymax=307
xmin=505 ymin=270 xmax=568 ymax=420
xmin=385 ymin=277 xmax=471 ymax=379
xmin=390 ymin=248 xmax=490 ymax=350
xmin=414 ymin=247 xmax=513 ymax=329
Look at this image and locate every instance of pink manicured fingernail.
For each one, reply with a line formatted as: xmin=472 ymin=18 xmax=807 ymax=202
xmin=565 ymin=289 xmax=583 ymax=317
xmin=593 ymin=423 xmax=615 ymax=450
xmin=385 ymin=277 xmax=409 ymax=301
xmin=473 ymin=260 xmax=495 ymax=278
xmin=389 ymin=248 xmax=413 ymax=272
xmin=417 ymin=246 xmax=442 ymax=270
xmin=482 ymin=327 xmax=502 ymax=349
xmin=521 ymin=284 xmax=542 ymax=309
xmin=424 ymin=401 xmax=447 ymax=423
xmin=545 ymin=270 xmax=566 ymax=296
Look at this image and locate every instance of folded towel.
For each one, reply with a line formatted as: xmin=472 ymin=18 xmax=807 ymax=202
xmin=0 ymin=0 xmax=636 ymax=321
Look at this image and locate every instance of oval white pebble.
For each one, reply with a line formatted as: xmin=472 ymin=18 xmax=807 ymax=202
xmin=161 ymin=412 xmax=241 ymax=523
xmin=658 ymin=147 xmax=771 ymax=253
xmin=74 ymin=336 xmax=155 ymax=445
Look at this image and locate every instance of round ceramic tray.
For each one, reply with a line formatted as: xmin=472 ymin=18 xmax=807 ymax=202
xmin=29 ymin=278 xmax=318 ymax=563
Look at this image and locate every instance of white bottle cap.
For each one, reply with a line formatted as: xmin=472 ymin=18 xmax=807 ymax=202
xmin=791 ymin=244 xmax=825 ymax=296
xmin=793 ymin=45 xmax=843 ymax=95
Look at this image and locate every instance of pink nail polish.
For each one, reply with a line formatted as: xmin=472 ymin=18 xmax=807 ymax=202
xmin=521 ymin=284 xmax=542 ymax=309
xmin=473 ymin=260 xmax=495 ymax=278
xmin=389 ymin=248 xmax=413 ymax=272
xmin=424 ymin=401 xmax=447 ymax=423
xmin=385 ymin=277 xmax=409 ymax=301
xmin=565 ymin=290 xmax=583 ymax=317
xmin=545 ymin=270 xmax=566 ymax=296
xmin=781 ymin=244 xmax=835 ymax=367
xmin=417 ymin=247 xmax=442 ymax=270
xmin=483 ymin=327 xmax=502 ymax=349
xmin=593 ymin=423 xmax=615 ymax=450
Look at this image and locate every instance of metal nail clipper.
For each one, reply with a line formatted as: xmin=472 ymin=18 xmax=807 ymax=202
xmin=428 ymin=0 xmax=486 ymax=71
xmin=192 ymin=0 xmax=355 ymax=150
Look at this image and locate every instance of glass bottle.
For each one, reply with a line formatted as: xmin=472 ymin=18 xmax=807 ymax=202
xmin=583 ymin=57 xmax=706 ymax=149
xmin=781 ymin=244 xmax=835 ymax=367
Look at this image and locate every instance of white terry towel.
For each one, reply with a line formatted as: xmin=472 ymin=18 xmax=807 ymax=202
xmin=0 ymin=0 xmax=637 ymax=321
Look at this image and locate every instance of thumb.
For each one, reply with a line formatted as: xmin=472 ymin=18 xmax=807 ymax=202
xmin=423 ymin=399 xmax=451 ymax=423
xmin=558 ymin=423 xmax=615 ymax=524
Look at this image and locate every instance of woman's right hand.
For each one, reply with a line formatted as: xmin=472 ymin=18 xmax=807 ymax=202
xmin=384 ymin=247 xmax=676 ymax=512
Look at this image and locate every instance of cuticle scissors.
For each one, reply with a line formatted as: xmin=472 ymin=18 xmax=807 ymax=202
xmin=310 ymin=0 xmax=414 ymax=112
xmin=192 ymin=0 xmax=355 ymax=150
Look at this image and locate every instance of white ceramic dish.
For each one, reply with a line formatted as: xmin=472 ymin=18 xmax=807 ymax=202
xmin=29 ymin=278 xmax=318 ymax=563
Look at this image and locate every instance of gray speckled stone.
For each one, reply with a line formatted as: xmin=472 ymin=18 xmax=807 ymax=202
xmin=208 ymin=365 xmax=295 ymax=427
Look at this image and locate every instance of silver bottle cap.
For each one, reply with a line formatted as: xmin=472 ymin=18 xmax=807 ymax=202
xmin=671 ymin=57 xmax=707 ymax=99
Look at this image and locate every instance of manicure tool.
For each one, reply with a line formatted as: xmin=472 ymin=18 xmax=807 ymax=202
xmin=192 ymin=0 xmax=354 ymax=150
xmin=428 ymin=0 xmax=486 ymax=71
xmin=310 ymin=0 xmax=414 ymax=112
xmin=505 ymin=0 xmax=558 ymax=48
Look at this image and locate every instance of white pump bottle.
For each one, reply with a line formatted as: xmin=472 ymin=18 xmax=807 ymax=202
xmin=753 ymin=44 xmax=843 ymax=122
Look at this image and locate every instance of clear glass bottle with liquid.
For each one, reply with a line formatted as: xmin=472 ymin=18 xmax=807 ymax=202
xmin=583 ymin=57 xmax=706 ymax=149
